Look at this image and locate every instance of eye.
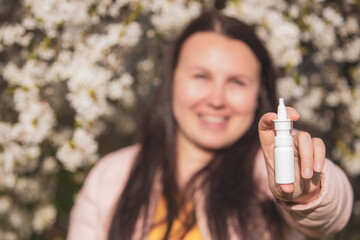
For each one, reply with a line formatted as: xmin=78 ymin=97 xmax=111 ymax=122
xmin=229 ymin=77 xmax=245 ymax=86
xmin=193 ymin=73 xmax=208 ymax=79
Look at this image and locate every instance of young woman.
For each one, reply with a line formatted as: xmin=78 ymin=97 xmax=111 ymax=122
xmin=68 ymin=10 xmax=353 ymax=240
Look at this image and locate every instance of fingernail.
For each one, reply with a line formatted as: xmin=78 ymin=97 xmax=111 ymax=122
xmin=281 ymin=184 xmax=294 ymax=193
xmin=315 ymin=163 xmax=322 ymax=172
xmin=303 ymin=168 xmax=313 ymax=178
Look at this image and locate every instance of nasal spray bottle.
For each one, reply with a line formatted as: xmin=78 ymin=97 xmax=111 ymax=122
xmin=273 ymin=98 xmax=295 ymax=184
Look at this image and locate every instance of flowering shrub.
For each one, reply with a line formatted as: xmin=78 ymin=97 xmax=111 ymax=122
xmin=223 ymin=1 xmax=360 ymax=175
xmin=0 ymin=0 xmax=359 ymax=239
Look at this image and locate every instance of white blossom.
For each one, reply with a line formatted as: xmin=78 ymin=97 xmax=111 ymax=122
xmin=294 ymin=87 xmax=323 ymax=122
xmin=24 ymin=0 xmax=94 ymax=37
xmin=1 ymin=142 xmax=34 ymax=173
xmin=322 ymin=7 xmax=343 ymax=27
xmin=14 ymin=178 xmax=42 ymax=203
xmin=0 ymin=142 xmax=40 ymax=175
xmin=223 ymin=0 xmax=287 ymax=24
xmin=137 ymin=58 xmax=154 ymax=72
xmin=3 ymin=60 xmax=48 ymax=87
xmin=344 ymin=38 xmax=360 ymax=62
xmin=0 ymin=231 xmax=16 ymax=240
xmin=0 ymin=24 xmax=26 ymax=46
xmin=12 ymin=101 xmax=55 ymax=144
xmin=344 ymin=15 xmax=359 ymax=35
xmin=38 ymin=48 xmax=57 ymax=60
xmin=288 ymin=5 xmax=300 ymax=18
xmin=118 ymin=22 xmax=142 ymax=47
xmin=32 ymin=204 xmax=57 ymax=234
xmin=332 ymin=48 xmax=345 ymax=62
xmin=0 ymin=172 xmax=16 ymax=189
xmin=19 ymin=33 xmax=34 ymax=47
xmin=0 ymin=196 xmax=12 ymax=215
xmin=21 ymin=17 xmax=37 ymax=30
xmin=348 ymin=88 xmax=360 ymax=122
xmin=0 ymin=122 xmax=13 ymax=144
xmin=45 ymin=51 xmax=73 ymax=82
xmin=276 ymin=76 xmax=306 ymax=100
xmin=304 ymin=14 xmax=336 ymax=49
xmin=341 ymin=154 xmax=360 ymax=176
xmin=67 ymin=60 xmax=112 ymax=122
xmin=325 ymin=92 xmax=340 ymax=107
xmin=9 ymin=208 xmax=32 ymax=238
xmin=224 ymin=1 xmax=302 ymax=68
xmin=42 ymin=156 xmax=60 ymax=175
xmin=56 ymin=128 xmax=98 ymax=171
xmin=151 ymin=0 xmax=202 ymax=38
xmin=108 ymin=72 xmax=134 ymax=100
xmin=49 ymin=128 xmax=73 ymax=147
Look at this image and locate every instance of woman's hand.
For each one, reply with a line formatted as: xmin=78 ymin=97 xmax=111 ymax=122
xmin=258 ymin=107 xmax=325 ymax=203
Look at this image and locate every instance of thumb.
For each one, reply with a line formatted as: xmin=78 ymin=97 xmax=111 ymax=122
xmin=258 ymin=112 xmax=277 ymax=150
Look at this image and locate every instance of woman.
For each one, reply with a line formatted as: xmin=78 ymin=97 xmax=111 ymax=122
xmin=67 ymin=10 xmax=353 ymax=240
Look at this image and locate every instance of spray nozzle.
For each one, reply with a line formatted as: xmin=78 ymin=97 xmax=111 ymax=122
xmin=277 ymin=98 xmax=288 ymax=120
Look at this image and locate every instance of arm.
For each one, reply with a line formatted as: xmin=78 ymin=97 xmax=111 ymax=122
xmin=67 ymin=145 xmax=140 ymax=240
xmin=277 ymin=159 xmax=353 ymax=238
xmin=67 ymin=161 xmax=102 ymax=240
xmin=258 ymin=108 xmax=353 ymax=237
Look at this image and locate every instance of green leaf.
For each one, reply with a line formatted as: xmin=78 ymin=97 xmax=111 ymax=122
xmin=89 ymin=89 xmax=97 ymax=102
xmin=125 ymin=2 xmax=142 ymax=25
xmin=88 ymin=5 xmax=97 ymax=16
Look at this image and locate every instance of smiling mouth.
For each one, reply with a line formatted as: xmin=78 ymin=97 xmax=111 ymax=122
xmin=200 ymin=114 xmax=228 ymax=124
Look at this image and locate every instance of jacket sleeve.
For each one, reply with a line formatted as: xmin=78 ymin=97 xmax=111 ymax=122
xmin=276 ymin=159 xmax=354 ymax=238
xmin=67 ymin=160 xmax=103 ymax=240
xmin=66 ymin=145 xmax=140 ymax=240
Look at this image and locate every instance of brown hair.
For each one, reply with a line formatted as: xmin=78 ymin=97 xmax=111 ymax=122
xmin=108 ymin=9 xmax=281 ymax=240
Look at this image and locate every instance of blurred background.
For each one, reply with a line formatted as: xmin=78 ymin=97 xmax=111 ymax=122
xmin=0 ymin=0 xmax=359 ymax=239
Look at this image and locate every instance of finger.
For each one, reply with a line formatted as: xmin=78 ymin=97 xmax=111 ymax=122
xmin=285 ymin=107 xmax=301 ymax=122
xmin=258 ymin=112 xmax=277 ymax=150
xmin=285 ymin=107 xmax=300 ymax=136
xmin=259 ymin=107 xmax=300 ymax=134
xmin=312 ymin=138 xmax=326 ymax=172
xmin=280 ymin=184 xmax=294 ymax=193
xmin=295 ymin=132 xmax=314 ymax=179
xmin=258 ymin=112 xmax=277 ymax=132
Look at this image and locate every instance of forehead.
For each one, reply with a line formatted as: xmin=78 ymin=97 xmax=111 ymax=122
xmin=178 ymin=32 xmax=261 ymax=73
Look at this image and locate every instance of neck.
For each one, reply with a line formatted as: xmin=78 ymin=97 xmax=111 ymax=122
xmin=176 ymin=131 xmax=214 ymax=190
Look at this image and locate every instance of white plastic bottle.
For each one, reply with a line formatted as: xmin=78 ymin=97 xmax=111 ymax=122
xmin=273 ymin=98 xmax=295 ymax=184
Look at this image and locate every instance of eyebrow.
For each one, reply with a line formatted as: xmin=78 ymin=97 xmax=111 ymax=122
xmin=187 ymin=65 xmax=259 ymax=82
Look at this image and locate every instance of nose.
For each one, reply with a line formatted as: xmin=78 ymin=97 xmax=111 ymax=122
xmin=207 ymin=84 xmax=225 ymax=109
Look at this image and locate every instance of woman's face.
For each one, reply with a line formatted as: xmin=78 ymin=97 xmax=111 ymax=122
xmin=172 ymin=32 xmax=261 ymax=151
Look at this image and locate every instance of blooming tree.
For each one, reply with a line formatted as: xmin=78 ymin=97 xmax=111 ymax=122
xmin=0 ymin=0 xmax=359 ymax=239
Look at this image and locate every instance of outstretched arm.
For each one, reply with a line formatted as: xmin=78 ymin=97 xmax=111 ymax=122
xmin=259 ymin=107 xmax=324 ymax=202
xmin=258 ymin=107 xmax=353 ymax=237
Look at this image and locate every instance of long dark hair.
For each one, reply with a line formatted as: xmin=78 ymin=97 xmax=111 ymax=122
xmin=109 ymin=9 xmax=281 ymax=240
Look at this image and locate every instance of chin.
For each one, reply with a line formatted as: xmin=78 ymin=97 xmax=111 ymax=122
xmin=196 ymin=139 xmax=235 ymax=152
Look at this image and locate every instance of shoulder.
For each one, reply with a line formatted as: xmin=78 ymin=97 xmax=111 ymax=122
xmin=77 ymin=143 xmax=141 ymax=198
xmin=90 ymin=144 xmax=141 ymax=185
xmin=68 ymin=144 xmax=141 ymax=239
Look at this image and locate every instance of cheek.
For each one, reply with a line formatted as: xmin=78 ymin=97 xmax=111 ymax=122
xmin=173 ymin=79 xmax=207 ymax=111
xmin=228 ymin=88 xmax=259 ymax=114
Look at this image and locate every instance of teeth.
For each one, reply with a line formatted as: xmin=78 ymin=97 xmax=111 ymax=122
xmin=201 ymin=115 xmax=226 ymax=123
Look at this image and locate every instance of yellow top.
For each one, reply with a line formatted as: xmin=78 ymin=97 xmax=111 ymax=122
xmin=148 ymin=196 xmax=202 ymax=240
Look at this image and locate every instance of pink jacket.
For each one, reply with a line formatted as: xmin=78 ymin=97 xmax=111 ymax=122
xmin=67 ymin=144 xmax=353 ymax=240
